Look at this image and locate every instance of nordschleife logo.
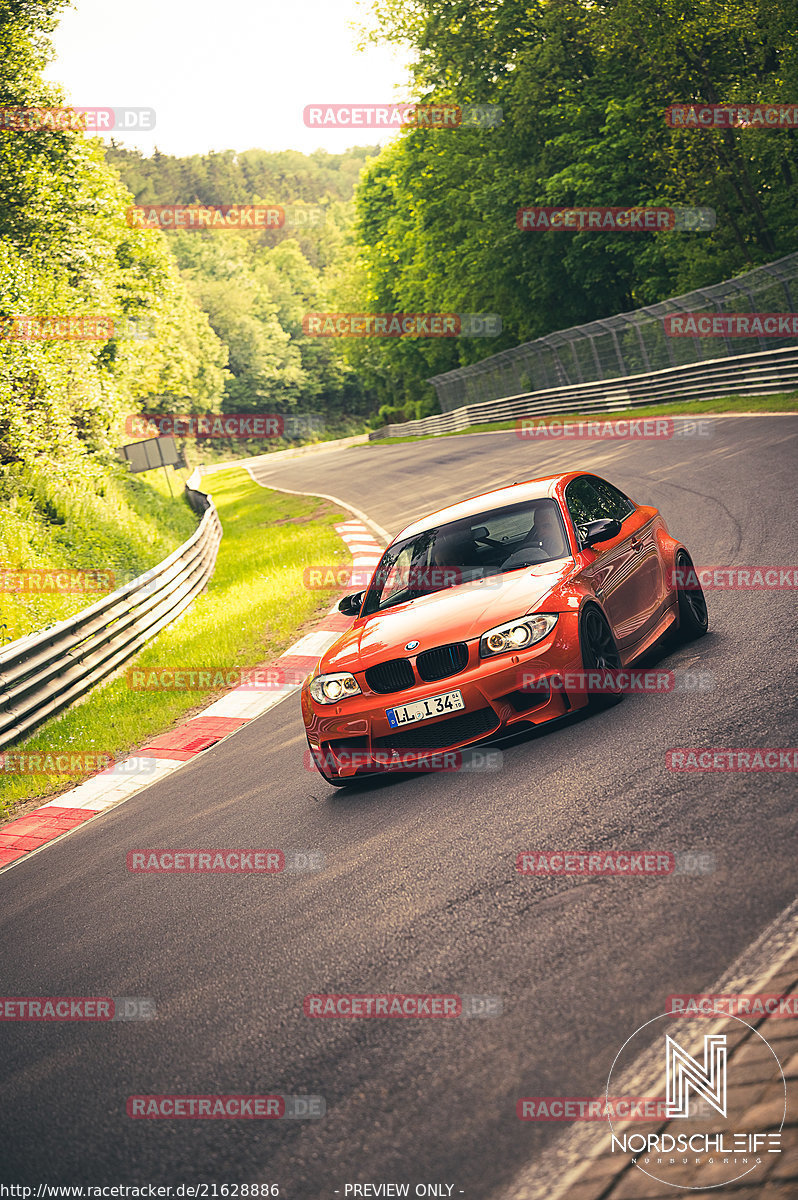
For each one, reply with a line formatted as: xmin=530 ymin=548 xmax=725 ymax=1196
xmin=665 ymin=1033 xmax=727 ymax=1118
xmin=605 ymin=1012 xmax=786 ymax=1189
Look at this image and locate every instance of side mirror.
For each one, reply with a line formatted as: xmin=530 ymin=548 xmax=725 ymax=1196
xmin=338 ymin=591 xmax=364 ymax=617
xmin=580 ymin=518 xmax=622 ymax=548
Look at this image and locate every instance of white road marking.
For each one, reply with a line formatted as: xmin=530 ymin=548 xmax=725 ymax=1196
xmin=284 ymin=629 xmax=341 ymax=657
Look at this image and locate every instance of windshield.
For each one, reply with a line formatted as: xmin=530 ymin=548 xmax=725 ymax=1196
xmin=362 ymin=498 xmax=571 ymax=614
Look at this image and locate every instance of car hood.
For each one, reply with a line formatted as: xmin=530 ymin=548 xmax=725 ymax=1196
xmin=320 ymin=561 xmax=574 ymax=673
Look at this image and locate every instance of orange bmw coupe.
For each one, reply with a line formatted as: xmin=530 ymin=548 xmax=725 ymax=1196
xmin=301 ymin=472 xmax=708 ymax=784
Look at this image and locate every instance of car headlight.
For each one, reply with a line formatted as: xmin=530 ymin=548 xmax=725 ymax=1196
xmin=479 ymin=614 xmax=558 ymax=657
xmin=309 ymin=672 xmax=362 ymax=704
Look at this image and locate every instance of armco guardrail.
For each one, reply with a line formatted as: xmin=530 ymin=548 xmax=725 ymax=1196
xmin=429 ymin=252 xmax=798 ymax=410
xmin=369 ymin=345 xmax=798 ymax=439
xmin=0 ymin=470 xmax=222 ymax=752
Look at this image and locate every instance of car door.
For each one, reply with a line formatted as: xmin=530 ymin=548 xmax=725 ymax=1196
xmin=588 ymin=476 xmax=665 ymax=641
xmin=565 ymin=476 xmax=659 ymax=649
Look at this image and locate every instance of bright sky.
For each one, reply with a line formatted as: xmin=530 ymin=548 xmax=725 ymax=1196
xmin=44 ymin=0 xmax=411 ymax=156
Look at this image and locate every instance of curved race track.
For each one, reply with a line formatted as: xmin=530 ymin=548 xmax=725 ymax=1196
xmin=1 ymin=416 xmax=796 ymax=1196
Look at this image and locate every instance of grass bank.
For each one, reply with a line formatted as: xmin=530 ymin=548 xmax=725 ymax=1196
xmin=0 ymin=467 xmax=350 ymax=820
xmin=0 ymin=459 xmax=197 ymax=644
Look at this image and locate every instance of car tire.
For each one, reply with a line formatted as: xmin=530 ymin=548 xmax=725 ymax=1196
xmin=673 ymin=550 xmax=709 ymax=641
xmin=579 ymin=605 xmax=624 ymax=709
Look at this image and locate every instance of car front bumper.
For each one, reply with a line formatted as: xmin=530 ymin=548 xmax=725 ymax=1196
xmin=301 ymin=613 xmax=587 ymax=780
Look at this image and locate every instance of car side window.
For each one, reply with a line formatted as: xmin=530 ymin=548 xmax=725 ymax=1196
xmin=564 ymin=477 xmax=603 ymax=527
xmin=381 ymin=544 xmax=415 ymax=605
xmin=588 ymin=477 xmax=635 ymax=522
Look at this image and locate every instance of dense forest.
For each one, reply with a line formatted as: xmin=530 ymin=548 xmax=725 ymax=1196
xmin=2 ymin=0 xmax=797 ymax=471
xmin=108 ymin=143 xmax=380 ymax=430
xmin=0 ymin=0 xmax=227 ymax=475
xmin=354 ymin=0 xmax=798 ymax=417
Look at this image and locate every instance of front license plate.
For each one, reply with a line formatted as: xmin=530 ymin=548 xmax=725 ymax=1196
xmin=386 ymin=689 xmax=465 ymax=728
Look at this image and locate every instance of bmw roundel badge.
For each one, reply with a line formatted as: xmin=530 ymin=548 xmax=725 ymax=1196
xmin=405 ymin=640 xmax=420 ymax=651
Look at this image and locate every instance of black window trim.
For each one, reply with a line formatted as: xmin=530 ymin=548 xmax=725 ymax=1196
xmin=564 ymin=474 xmax=636 ymax=549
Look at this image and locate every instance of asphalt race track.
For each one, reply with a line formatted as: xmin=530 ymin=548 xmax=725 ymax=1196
xmin=2 ymin=416 xmax=797 ymax=1196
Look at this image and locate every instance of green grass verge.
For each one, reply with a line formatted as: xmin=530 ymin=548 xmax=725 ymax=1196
xmin=366 ymin=391 xmax=798 ymax=444
xmin=0 ymin=468 xmax=350 ymax=821
xmin=0 ymin=459 xmax=197 ymax=643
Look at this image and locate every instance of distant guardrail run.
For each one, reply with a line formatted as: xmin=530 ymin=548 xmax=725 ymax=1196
xmin=368 ymin=345 xmax=798 ymax=439
xmin=0 ymin=470 xmax=222 ymax=752
xmin=428 ymin=252 xmax=798 ymax=411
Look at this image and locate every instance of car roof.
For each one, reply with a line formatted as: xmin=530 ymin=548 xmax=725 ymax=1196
xmin=394 ymin=472 xmax=583 ymax=542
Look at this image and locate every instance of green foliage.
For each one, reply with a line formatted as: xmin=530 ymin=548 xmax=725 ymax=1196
xmin=375 ymin=394 xmax=439 ymax=426
xmin=354 ymin=0 xmax=798 ymax=405
xmin=109 ymin=144 xmax=381 ymax=434
xmin=0 ymin=1 xmax=228 ymax=473
xmin=0 ymin=3 xmax=379 ymax=612
xmin=107 ymin=145 xmax=378 ymax=209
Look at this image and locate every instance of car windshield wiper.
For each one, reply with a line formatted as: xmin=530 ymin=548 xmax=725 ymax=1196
xmin=378 ymin=587 xmax=423 ymax=609
xmin=499 ymin=560 xmax=532 ymax=572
